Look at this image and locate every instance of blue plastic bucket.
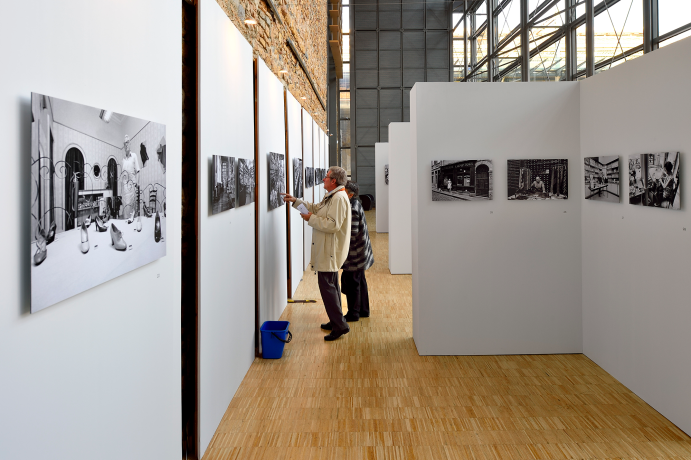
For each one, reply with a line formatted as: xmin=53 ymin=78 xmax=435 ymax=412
xmin=260 ymin=321 xmax=292 ymax=359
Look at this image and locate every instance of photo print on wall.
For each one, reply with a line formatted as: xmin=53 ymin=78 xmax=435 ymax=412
xmin=431 ymin=160 xmax=493 ymax=201
xmin=305 ymin=166 xmax=314 ymax=188
xmin=629 ymin=152 xmax=680 ymax=210
xmin=585 ymin=156 xmax=619 ymax=202
xmin=237 ymin=158 xmax=255 ymax=206
xmin=385 ymin=164 xmax=389 ymax=185
xmin=293 ymin=158 xmax=303 ymax=198
xmin=507 ymin=159 xmax=568 ymax=200
xmin=211 ymin=155 xmax=235 ymax=214
xmin=268 ymin=152 xmax=286 ymax=210
xmin=30 ymin=92 xmax=167 ymax=313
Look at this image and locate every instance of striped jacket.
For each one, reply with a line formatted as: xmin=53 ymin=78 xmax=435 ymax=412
xmin=341 ymin=197 xmax=374 ymax=271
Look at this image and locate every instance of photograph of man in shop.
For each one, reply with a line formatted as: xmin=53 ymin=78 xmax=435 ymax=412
xmin=341 ymin=181 xmax=374 ymax=322
xmin=281 ymin=166 xmax=352 ymax=341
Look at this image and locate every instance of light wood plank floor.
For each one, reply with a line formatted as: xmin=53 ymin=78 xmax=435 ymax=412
xmin=203 ymin=211 xmax=691 ymax=460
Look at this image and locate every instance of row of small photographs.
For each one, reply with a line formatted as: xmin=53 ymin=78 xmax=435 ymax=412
xmin=428 ymin=153 xmax=680 ymax=210
xmin=586 ymin=153 xmax=680 ymax=210
xmin=212 ymin=154 xmax=328 ymax=215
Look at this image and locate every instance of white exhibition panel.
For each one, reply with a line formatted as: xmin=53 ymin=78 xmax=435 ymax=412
xmin=375 ymin=143 xmax=390 ymax=233
xmin=388 ymin=123 xmax=413 ymax=274
xmin=0 ymin=1 xmax=181 ymax=459
xmin=580 ymin=38 xmax=691 ymax=435
xmin=257 ymin=59 xmax=288 ymax=327
xmin=411 ymin=83 xmax=583 ymax=356
xmin=303 ymin=112 xmax=314 ymax=270
xmin=198 ymin=0 xmax=255 ymax=455
xmin=287 ymin=92 xmax=304 ymax=297
xmin=314 ymin=121 xmax=323 ymax=202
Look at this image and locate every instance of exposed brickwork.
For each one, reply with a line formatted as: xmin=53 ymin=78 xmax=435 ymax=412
xmin=217 ymin=0 xmax=328 ymax=131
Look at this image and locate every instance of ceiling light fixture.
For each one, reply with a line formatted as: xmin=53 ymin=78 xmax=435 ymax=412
xmin=279 ymin=69 xmax=288 ymax=74
xmin=244 ymin=18 xmax=257 ymax=25
xmin=99 ymin=110 xmax=113 ymax=123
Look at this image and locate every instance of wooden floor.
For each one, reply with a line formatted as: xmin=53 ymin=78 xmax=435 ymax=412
xmin=203 ymin=211 xmax=691 ymax=460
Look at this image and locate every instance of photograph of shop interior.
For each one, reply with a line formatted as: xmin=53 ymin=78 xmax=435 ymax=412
xmin=3 ymin=1 xmax=691 ymax=459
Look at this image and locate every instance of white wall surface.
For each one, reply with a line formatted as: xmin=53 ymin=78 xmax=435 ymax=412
xmin=0 ymin=1 xmax=181 ymax=459
xmin=198 ymin=0 xmax=256 ymax=454
xmin=303 ymin=112 xmax=314 ymax=270
xmin=580 ymin=38 xmax=691 ymax=435
xmin=375 ymin=143 xmax=390 ymax=232
xmin=257 ymin=59 xmax=288 ymax=329
xmin=287 ymin=93 xmax=304 ymax=297
xmin=315 ymin=121 xmax=323 ymax=202
xmin=388 ymin=123 xmax=413 ymax=274
xmin=411 ymin=83 xmax=583 ymax=355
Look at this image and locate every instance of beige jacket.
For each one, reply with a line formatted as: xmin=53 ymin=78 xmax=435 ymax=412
xmin=294 ymin=186 xmax=352 ymax=272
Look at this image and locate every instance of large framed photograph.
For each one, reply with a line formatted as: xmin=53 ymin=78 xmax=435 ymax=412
xmin=305 ymin=167 xmax=314 ymax=188
xmin=508 ymin=159 xmax=568 ymax=200
xmin=431 ymin=160 xmax=493 ymax=201
xmin=211 ymin=155 xmax=235 ymax=214
xmin=629 ymin=152 xmax=680 ymax=210
xmin=30 ymin=93 xmax=166 ymax=313
xmin=293 ymin=158 xmax=303 ymax=198
xmin=584 ymin=156 xmax=619 ymax=202
xmin=268 ymin=152 xmax=285 ymax=210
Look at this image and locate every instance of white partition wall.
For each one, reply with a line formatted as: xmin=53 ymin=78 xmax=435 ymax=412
xmin=303 ymin=112 xmax=314 ymax=270
xmin=314 ymin=121 xmax=323 ymax=201
xmin=198 ymin=0 xmax=255 ymax=454
xmin=257 ymin=60 xmax=288 ymax=327
xmin=0 ymin=1 xmax=181 ymax=458
xmin=580 ymin=39 xmax=691 ymax=436
xmin=286 ymin=92 xmax=304 ymax=297
xmin=411 ymin=83 xmax=583 ymax=355
xmin=375 ymin=143 xmax=390 ymax=232
xmin=388 ymin=123 xmax=413 ymax=274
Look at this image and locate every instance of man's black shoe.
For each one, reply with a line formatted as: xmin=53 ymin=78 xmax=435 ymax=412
xmin=324 ymin=328 xmax=349 ymax=341
xmin=321 ymin=322 xmax=333 ymax=330
xmin=344 ymin=313 xmax=359 ymax=322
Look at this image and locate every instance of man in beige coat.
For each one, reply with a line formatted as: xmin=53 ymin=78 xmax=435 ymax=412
xmin=282 ymin=166 xmax=352 ymax=340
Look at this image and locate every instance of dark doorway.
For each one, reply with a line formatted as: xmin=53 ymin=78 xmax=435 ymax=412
xmin=476 ymin=164 xmax=489 ymax=197
xmin=64 ymin=147 xmax=84 ymax=230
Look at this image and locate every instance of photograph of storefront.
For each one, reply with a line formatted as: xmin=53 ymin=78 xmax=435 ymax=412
xmin=431 ymin=160 xmax=493 ymax=201
xmin=584 ymin=156 xmax=619 ymax=202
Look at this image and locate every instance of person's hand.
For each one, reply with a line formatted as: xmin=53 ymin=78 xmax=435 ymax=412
xmin=300 ymin=212 xmax=312 ymax=222
xmin=281 ymin=193 xmax=296 ymax=203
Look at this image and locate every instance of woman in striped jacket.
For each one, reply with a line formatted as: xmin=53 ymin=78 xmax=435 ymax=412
xmin=341 ymin=181 xmax=374 ymax=322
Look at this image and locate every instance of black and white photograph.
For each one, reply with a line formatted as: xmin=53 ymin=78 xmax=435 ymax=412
xmin=305 ymin=166 xmax=314 ymax=188
xmin=30 ymin=92 xmax=167 ymax=313
xmin=268 ymin=152 xmax=285 ymax=210
xmin=431 ymin=160 xmax=493 ymax=201
xmin=293 ymin=158 xmax=303 ymax=198
xmin=385 ymin=164 xmax=389 ymax=185
xmin=507 ymin=159 xmax=568 ymax=200
xmin=211 ymin=155 xmax=235 ymax=214
xmin=237 ymin=158 xmax=255 ymax=206
xmin=585 ymin=156 xmax=619 ymax=202
xmin=629 ymin=152 xmax=680 ymax=210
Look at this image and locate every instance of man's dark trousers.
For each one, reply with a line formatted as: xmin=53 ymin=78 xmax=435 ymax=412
xmin=341 ymin=269 xmax=370 ymax=319
xmin=317 ymin=271 xmax=349 ymax=332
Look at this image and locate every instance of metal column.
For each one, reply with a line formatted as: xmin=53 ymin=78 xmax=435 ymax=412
xmin=565 ymin=0 xmax=576 ymax=80
xmin=585 ymin=0 xmax=594 ymax=77
xmin=520 ymin=0 xmax=529 ymax=81
xmin=487 ymin=0 xmax=495 ymax=81
xmin=643 ymin=0 xmax=659 ymax=53
xmin=464 ymin=0 xmax=468 ymax=79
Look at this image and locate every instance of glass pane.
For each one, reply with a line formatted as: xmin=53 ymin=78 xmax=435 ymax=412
xmin=340 ymin=120 xmax=351 ymax=148
xmin=453 ymin=13 xmax=464 ymax=38
xmin=339 ymin=91 xmax=350 ymax=119
xmin=470 ymin=63 xmax=488 ymax=81
xmin=593 ymin=0 xmax=643 ymax=73
xmin=343 ymin=34 xmax=350 ymax=62
xmin=453 ymin=66 xmax=465 ymax=81
xmin=497 ymin=0 xmax=520 ymax=40
xmin=453 ymin=38 xmax=465 ymax=68
xmin=576 ymin=23 xmax=587 ymax=76
xmin=659 ymin=0 xmax=691 ymax=36
xmin=342 ymin=6 xmax=350 ymax=34
xmin=340 ymin=148 xmax=351 ymax=176
xmin=530 ymin=37 xmax=566 ymax=81
xmin=339 ymin=63 xmax=350 ymax=90
xmin=498 ymin=60 xmax=522 ymax=81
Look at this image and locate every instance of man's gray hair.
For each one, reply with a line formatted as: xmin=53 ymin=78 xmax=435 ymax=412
xmin=328 ymin=166 xmax=348 ymax=186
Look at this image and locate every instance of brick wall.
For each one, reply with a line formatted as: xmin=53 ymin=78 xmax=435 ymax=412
xmin=216 ymin=0 xmax=328 ymax=131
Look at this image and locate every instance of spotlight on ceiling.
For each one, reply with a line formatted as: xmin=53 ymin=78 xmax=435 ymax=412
xmin=244 ymin=18 xmax=257 ymax=25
